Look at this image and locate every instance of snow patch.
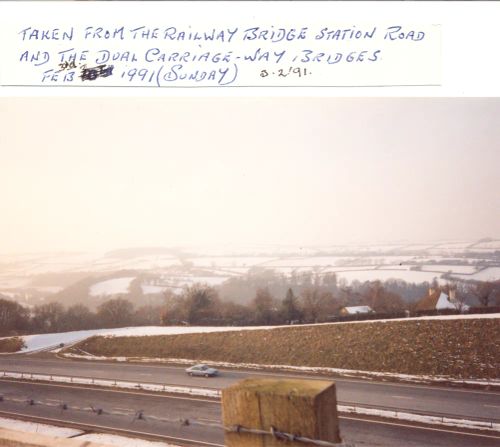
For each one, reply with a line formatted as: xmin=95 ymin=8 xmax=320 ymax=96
xmin=420 ymin=265 xmax=477 ymax=274
xmin=0 ymin=416 xmax=82 ymax=437
xmin=77 ymin=433 xmax=179 ymax=447
xmin=0 ymin=371 xmax=220 ymax=398
xmin=337 ymin=269 xmax=447 ymax=284
xmin=89 ymin=277 xmax=135 ymax=296
xmin=452 ymin=267 xmax=500 ymax=281
xmin=339 ymin=406 xmax=500 ymax=432
xmin=0 ymin=417 xmax=179 ymax=446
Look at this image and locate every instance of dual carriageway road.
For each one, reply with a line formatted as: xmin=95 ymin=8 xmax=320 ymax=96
xmin=0 ymin=355 xmax=499 ymax=446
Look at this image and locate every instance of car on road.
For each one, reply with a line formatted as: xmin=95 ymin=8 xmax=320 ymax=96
xmin=185 ymin=364 xmax=219 ymax=377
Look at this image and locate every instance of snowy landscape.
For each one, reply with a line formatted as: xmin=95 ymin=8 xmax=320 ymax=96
xmin=0 ymin=239 xmax=499 ymax=307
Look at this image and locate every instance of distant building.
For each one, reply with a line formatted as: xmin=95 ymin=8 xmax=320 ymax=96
xmin=415 ymin=287 xmax=469 ymax=312
xmin=339 ymin=305 xmax=374 ymax=316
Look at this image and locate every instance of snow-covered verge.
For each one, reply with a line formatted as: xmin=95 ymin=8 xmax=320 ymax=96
xmin=338 ymin=406 xmax=500 ymax=432
xmin=76 ymin=434 xmax=179 ymax=447
xmin=3 ymin=313 xmax=499 ymax=354
xmin=0 ymin=416 xmax=82 ymax=438
xmin=0 ymin=417 xmax=178 ymax=446
xmin=0 ymin=371 xmax=220 ymax=398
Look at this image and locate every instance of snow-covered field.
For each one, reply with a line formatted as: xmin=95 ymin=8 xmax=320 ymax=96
xmin=264 ymin=257 xmax=345 ymax=267
xmin=89 ymin=277 xmax=135 ymax=296
xmin=335 ymin=269 xmax=445 ymax=284
xmin=474 ymin=240 xmax=500 ymax=249
xmin=1 ymin=242 xmax=498 ymax=302
xmin=452 ymin=267 xmax=500 ymax=281
xmin=168 ymin=275 xmax=231 ymax=287
xmin=187 ymin=256 xmax=276 ymax=267
xmin=433 ymin=242 xmax=473 ymax=249
xmin=262 ymin=255 xmax=417 ymax=267
xmin=420 ymin=264 xmax=478 ymax=274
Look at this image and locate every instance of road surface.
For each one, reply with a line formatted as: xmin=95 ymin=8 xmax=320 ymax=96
xmin=0 ymin=380 xmax=499 ymax=447
xmin=1 ymin=355 xmax=498 ymax=422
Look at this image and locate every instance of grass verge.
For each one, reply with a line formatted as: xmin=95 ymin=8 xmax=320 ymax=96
xmin=0 ymin=336 xmax=25 ymax=353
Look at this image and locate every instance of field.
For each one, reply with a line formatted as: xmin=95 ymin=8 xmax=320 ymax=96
xmin=66 ymin=316 xmax=500 ymax=380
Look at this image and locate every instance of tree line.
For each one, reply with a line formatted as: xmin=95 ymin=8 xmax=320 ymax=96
xmin=160 ymin=278 xmax=499 ymax=325
xmin=0 ymin=298 xmax=160 ymax=337
xmin=1 ymin=274 xmax=498 ymax=336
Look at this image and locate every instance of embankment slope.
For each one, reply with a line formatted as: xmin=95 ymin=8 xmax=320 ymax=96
xmin=67 ymin=317 xmax=499 ymax=379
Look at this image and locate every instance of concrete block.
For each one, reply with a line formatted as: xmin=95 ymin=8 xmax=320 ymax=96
xmin=222 ymin=378 xmax=341 ymax=446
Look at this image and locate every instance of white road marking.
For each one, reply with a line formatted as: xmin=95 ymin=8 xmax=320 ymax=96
xmin=484 ymin=404 xmax=500 ymax=409
xmin=391 ymin=395 xmax=414 ymax=400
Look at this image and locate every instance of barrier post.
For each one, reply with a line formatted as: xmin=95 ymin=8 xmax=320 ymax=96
xmin=222 ymin=378 xmax=341 ymax=447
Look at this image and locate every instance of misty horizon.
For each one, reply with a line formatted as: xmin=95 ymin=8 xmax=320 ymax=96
xmin=1 ymin=97 xmax=499 ymax=253
xmin=1 ymin=237 xmax=499 ymax=258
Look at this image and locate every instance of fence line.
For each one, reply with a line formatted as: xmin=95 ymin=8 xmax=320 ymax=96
xmin=0 ymin=370 xmax=220 ymax=398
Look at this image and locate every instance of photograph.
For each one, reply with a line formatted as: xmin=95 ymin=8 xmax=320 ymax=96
xmin=0 ymin=96 xmax=499 ymax=447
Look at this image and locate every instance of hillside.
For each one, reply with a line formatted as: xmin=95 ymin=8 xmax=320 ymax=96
xmin=65 ymin=316 xmax=499 ymax=380
xmin=1 ymin=242 xmax=499 ymax=312
xmin=0 ymin=337 xmax=24 ymax=353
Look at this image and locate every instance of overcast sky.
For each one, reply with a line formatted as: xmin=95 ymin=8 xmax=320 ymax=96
xmin=1 ymin=97 xmax=499 ymax=253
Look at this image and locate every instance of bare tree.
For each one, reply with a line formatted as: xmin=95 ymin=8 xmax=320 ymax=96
xmin=0 ymin=298 xmax=29 ymax=336
xmin=181 ymin=285 xmax=220 ymax=325
xmin=281 ymin=288 xmax=302 ymax=323
xmin=160 ymin=294 xmax=186 ymax=326
xmin=31 ymin=302 xmax=65 ymax=333
xmin=97 ymin=297 xmax=134 ymax=328
xmin=471 ymin=281 xmax=496 ymax=307
xmin=300 ymin=287 xmax=331 ymax=323
xmin=367 ymin=281 xmax=405 ymax=313
xmin=252 ymin=288 xmax=278 ymax=325
xmin=61 ymin=304 xmax=96 ymax=331
xmin=134 ymin=304 xmax=162 ymax=325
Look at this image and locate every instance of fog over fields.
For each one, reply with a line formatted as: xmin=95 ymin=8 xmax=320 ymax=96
xmin=1 ymin=98 xmax=498 ymax=307
xmin=0 ymin=240 xmax=499 ymax=308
